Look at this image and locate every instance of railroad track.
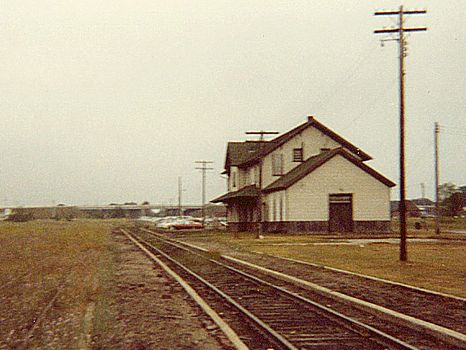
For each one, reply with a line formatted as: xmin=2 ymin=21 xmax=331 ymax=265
xmin=18 ymin=284 xmax=64 ymax=350
xmin=226 ymin=250 xmax=466 ymax=335
xmin=140 ymin=227 xmax=466 ymax=334
xmin=140 ymin=227 xmax=466 ymax=349
xmin=121 ymin=227 xmax=465 ymax=349
xmin=1 ymin=280 xmax=66 ymax=349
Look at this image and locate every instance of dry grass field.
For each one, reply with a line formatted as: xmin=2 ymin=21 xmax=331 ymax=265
xmin=0 ymin=219 xmax=229 ymax=350
xmin=178 ymin=228 xmax=466 ymax=298
xmin=0 ymin=219 xmax=120 ymax=349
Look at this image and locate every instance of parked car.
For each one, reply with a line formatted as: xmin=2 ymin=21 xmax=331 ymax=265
xmin=156 ymin=217 xmax=203 ymax=230
xmin=169 ymin=219 xmax=203 ymax=230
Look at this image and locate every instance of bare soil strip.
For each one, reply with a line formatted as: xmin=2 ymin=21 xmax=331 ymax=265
xmin=121 ymin=228 xmax=247 ymax=349
xmin=91 ymin=230 xmax=231 ymax=349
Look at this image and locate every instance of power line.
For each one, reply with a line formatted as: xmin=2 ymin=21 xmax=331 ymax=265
xmin=311 ymin=46 xmax=381 ymax=113
xmin=439 ymin=125 xmax=466 ymax=131
xmin=194 ymin=160 xmax=213 ymax=222
xmin=440 ymin=130 xmax=466 ymax=138
xmin=438 ymin=125 xmax=466 ymax=137
xmin=339 ymin=74 xmax=398 ymax=132
xmin=374 ymin=6 xmax=427 ymax=262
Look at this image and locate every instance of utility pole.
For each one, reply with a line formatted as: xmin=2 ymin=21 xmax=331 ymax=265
xmin=195 ymin=160 xmax=213 ymax=222
xmin=245 ymin=131 xmax=279 ymax=141
xmin=245 ymin=130 xmax=279 ymax=238
xmin=374 ymin=6 xmax=427 ymax=262
xmin=434 ymin=122 xmax=440 ymax=235
xmin=178 ymin=176 xmax=182 ymax=217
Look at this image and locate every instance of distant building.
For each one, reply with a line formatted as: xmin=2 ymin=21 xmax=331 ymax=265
xmin=411 ymin=198 xmax=435 ymax=217
xmin=79 ymin=205 xmax=144 ymax=219
xmin=6 ymin=206 xmax=81 ymax=220
xmin=1 ymin=203 xmax=227 ymax=221
xmin=390 ymin=200 xmax=422 ymax=218
xmin=212 ymin=116 xmax=395 ymax=233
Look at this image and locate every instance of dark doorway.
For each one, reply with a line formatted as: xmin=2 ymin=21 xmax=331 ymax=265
xmin=329 ymin=194 xmax=353 ymax=232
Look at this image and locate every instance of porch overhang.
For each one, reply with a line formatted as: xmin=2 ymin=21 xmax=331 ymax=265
xmin=211 ymin=185 xmax=260 ymax=203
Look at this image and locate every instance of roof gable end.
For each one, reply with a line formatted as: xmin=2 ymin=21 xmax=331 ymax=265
xmin=237 ymin=116 xmax=372 ymax=168
xmin=263 ymin=148 xmax=395 ymax=193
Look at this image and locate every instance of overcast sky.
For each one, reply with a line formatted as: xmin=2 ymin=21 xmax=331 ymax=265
xmin=1 ymin=1 xmax=464 ymax=207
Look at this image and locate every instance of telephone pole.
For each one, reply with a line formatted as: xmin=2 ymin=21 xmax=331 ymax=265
xmin=374 ymin=6 xmax=427 ymax=262
xmin=434 ymin=122 xmax=440 ymax=235
xmin=245 ymin=131 xmax=279 ymax=141
xmin=178 ymin=176 xmax=182 ymax=217
xmin=195 ymin=160 xmax=213 ymax=222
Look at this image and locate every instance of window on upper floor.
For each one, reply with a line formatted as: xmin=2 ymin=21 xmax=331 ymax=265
xmin=231 ymin=172 xmax=237 ymax=189
xmin=293 ymin=148 xmax=303 ymax=162
xmin=272 ymin=153 xmax=284 ymax=176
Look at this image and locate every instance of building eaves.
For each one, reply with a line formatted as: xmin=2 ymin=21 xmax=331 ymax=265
xmin=237 ymin=116 xmax=372 ymax=168
xmin=263 ymin=148 xmax=395 ymax=193
xmin=211 ymin=185 xmax=259 ymax=203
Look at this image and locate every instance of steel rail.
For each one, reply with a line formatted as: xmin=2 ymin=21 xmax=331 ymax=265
xmin=141 ymin=227 xmax=464 ymax=301
xmin=140 ymin=227 xmax=466 ymax=347
xmin=264 ymin=253 xmax=466 ymax=302
xmin=130 ymin=227 xmax=417 ymax=349
xmin=124 ymin=228 xmax=298 ymax=350
xmin=120 ymin=229 xmax=249 ymax=350
xmin=18 ymin=281 xmax=66 ymax=350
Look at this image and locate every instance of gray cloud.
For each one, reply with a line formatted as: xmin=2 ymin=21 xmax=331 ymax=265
xmin=0 ymin=0 xmax=464 ymax=206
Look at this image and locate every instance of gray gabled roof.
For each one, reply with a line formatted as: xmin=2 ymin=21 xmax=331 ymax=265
xmin=224 ymin=116 xmax=372 ymax=171
xmin=224 ymin=141 xmax=268 ymax=168
xmin=263 ymin=148 xmax=395 ymax=193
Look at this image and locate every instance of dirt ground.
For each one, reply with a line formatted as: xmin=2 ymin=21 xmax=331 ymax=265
xmin=91 ymin=231 xmax=231 ymax=350
xmin=0 ymin=221 xmax=232 ymax=350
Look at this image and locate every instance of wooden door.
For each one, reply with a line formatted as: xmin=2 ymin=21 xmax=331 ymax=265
xmin=329 ymin=194 xmax=353 ymax=232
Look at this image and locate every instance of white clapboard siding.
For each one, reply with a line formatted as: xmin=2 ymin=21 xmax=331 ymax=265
xmin=262 ymin=126 xmax=345 ymax=189
xmin=265 ymin=191 xmax=286 ymax=222
xmin=286 ymin=155 xmax=390 ymax=221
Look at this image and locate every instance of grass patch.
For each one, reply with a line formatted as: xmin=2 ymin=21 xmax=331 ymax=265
xmin=206 ymin=248 xmax=222 ymax=260
xmin=0 ymin=219 xmax=125 ymax=348
xmin=180 ymin=231 xmax=466 ymax=297
xmin=91 ymin=239 xmax=119 ymax=349
xmin=392 ymin=217 xmax=466 ymax=233
xmin=255 ymin=241 xmax=465 ymax=297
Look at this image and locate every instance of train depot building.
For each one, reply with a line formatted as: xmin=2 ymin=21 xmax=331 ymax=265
xmin=212 ymin=116 xmax=395 ymax=233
